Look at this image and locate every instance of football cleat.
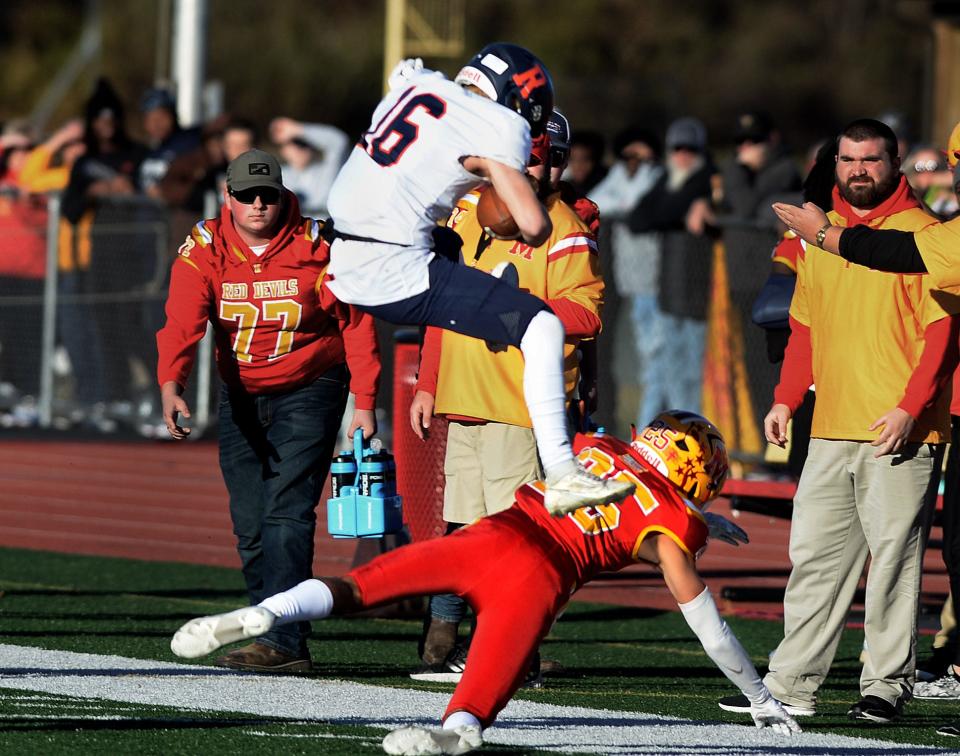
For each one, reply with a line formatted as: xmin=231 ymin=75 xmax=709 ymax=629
xmin=544 ymin=463 xmax=636 ymax=516
xmin=382 ymin=724 xmax=482 ymax=756
xmin=171 ymin=606 xmax=276 ymax=659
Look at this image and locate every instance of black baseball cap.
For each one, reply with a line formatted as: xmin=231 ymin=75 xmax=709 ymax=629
xmin=226 ymin=149 xmax=283 ymax=192
xmin=734 ymin=111 xmax=774 ymax=143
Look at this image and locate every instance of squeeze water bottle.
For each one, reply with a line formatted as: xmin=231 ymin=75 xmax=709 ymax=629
xmin=330 ymin=451 xmax=357 ymax=499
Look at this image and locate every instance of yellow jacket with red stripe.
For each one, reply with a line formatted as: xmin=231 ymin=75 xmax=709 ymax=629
xmin=427 ymin=189 xmax=603 ymax=427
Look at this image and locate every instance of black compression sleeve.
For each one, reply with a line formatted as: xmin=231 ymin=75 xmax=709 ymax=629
xmin=838 ymin=224 xmax=927 ymax=273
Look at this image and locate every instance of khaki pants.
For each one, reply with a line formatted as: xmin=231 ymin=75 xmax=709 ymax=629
xmin=933 ymin=592 xmax=956 ymax=650
xmin=442 ymin=421 xmax=542 ymax=524
xmin=765 ymin=438 xmax=942 ymax=709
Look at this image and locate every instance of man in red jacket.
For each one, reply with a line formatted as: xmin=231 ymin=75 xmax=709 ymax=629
xmin=156 ymin=149 xmax=380 ymax=673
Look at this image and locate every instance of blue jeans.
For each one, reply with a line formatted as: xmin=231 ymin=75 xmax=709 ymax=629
xmin=58 ymin=271 xmax=105 ymax=405
xmin=658 ymin=313 xmax=706 ymax=415
xmin=630 ymin=294 xmax=668 ymax=427
xmin=218 ymin=365 xmax=349 ymax=656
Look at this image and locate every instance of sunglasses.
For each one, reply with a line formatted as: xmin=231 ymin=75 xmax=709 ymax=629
xmin=229 ymin=187 xmax=281 ymax=205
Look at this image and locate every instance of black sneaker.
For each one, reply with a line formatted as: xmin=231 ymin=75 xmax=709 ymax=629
xmin=409 ymin=644 xmax=468 ymax=683
xmin=847 ymin=694 xmax=903 ymax=723
xmin=522 ymin=652 xmax=544 ymax=690
xmin=937 ymin=720 xmax=960 ymax=737
xmin=718 ymin=693 xmax=815 ymax=716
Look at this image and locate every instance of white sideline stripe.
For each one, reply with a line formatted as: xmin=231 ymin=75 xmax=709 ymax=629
xmin=0 ymin=644 xmax=950 ymax=755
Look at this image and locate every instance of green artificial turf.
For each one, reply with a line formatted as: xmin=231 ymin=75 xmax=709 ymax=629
xmin=0 ymin=547 xmax=954 ymax=753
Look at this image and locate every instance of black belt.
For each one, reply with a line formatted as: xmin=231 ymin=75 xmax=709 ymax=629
xmin=321 ymin=219 xmax=409 ymax=247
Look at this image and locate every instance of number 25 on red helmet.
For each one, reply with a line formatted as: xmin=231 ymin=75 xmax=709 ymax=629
xmin=629 ymin=410 xmax=730 ymax=507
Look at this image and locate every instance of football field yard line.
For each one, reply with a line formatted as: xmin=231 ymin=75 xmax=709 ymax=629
xmin=0 ymin=644 xmax=950 ymax=755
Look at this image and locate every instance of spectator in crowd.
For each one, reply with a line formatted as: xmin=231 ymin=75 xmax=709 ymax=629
xmin=157 ymin=113 xmax=232 ymax=214
xmin=270 ymin=117 xmax=349 ymax=218
xmin=0 ymin=119 xmax=89 ymax=424
xmin=409 ymin=120 xmax=604 ymax=680
xmin=0 ymin=125 xmax=46 ymax=415
xmin=17 ymin=119 xmax=86 ymax=194
xmin=627 ymin=116 xmax=714 ymax=414
xmin=564 ymin=130 xmax=607 ymax=196
xmin=135 ymin=88 xmax=204 ymax=403
xmin=60 ymin=78 xmax=146 ymax=422
xmin=716 ymin=111 xmax=801 ymax=226
xmin=223 ymin=117 xmax=258 ymax=162
xmin=156 ymin=149 xmax=380 ymax=672
xmin=904 ymin=144 xmax=957 ymax=219
xmin=589 ymin=125 xmax=664 ymax=427
xmin=722 ymin=118 xmax=959 ymax=724
xmin=160 ymin=115 xmax=259 ymax=215
xmin=138 ymin=87 xmax=201 ymax=196
xmin=877 ymin=110 xmax=912 ymax=163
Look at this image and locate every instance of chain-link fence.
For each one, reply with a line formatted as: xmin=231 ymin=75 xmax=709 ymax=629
xmin=2 ymin=191 xmax=789 ymax=466
xmin=597 ymin=218 xmax=784 ymax=465
xmin=0 ymin=192 xmax=215 ymax=435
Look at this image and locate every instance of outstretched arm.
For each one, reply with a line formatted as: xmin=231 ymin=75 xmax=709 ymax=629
xmin=650 ymin=536 xmax=801 ymax=735
xmin=772 ymin=201 xmax=926 ymax=273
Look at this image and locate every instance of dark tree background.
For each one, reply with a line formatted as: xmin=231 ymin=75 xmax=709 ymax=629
xmin=0 ymin=0 xmax=940 ymax=158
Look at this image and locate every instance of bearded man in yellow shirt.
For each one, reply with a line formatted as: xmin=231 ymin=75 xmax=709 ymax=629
xmin=723 ymin=118 xmax=960 ymax=724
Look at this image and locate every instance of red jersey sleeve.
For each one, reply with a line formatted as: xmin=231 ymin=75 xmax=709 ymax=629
xmin=156 ymin=253 xmax=212 ymax=388
xmin=415 ymin=326 xmax=443 ymax=396
xmin=898 ymin=315 xmax=960 ymax=419
xmin=773 ymin=316 xmax=813 ymax=413
xmin=319 ymin=279 xmax=381 ymax=410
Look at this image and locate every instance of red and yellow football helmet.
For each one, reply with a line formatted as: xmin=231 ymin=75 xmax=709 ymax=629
xmin=629 ymin=410 xmax=729 ymax=507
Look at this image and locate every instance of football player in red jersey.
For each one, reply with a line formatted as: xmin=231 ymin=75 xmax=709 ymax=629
xmin=156 ymin=149 xmax=380 ymax=673
xmin=171 ymin=410 xmax=800 ymax=753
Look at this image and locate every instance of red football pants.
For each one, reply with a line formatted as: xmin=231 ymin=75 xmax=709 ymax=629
xmin=349 ymin=506 xmax=576 ymax=727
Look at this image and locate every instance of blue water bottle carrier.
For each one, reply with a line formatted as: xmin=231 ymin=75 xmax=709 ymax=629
xmin=326 ymin=429 xmax=403 ymax=538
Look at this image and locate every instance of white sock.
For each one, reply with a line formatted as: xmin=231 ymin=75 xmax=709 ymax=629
xmin=519 ymin=310 xmax=574 ymax=474
xmin=258 ymin=578 xmax=334 ymax=625
xmin=443 ymin=710 xmax=481 ymax=731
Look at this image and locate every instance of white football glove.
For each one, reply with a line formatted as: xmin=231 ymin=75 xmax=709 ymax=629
xmin=388 ymin=57 xmax=424 ymax=90
xmin=705 ymin=512 xmax=749 ymax=547
xmin=749 ymin=690 xmax=801 ymax=736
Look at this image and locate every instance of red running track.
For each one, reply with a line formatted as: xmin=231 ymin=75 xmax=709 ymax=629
xmin=0 ymin=438 xmax=949 ymax=622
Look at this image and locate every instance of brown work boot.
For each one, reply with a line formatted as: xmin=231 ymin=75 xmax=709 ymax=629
xmin=214 ymin=642 xmax=312 ymax=674
xmin=420 ymin=618 xmax=460 ymax=665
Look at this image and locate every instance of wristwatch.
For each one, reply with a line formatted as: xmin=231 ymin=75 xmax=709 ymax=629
xmin=815 ymin=223 xmax=831 ymax=247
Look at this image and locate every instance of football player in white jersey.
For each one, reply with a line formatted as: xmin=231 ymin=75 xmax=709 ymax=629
xmin=325 ymin=42 xmax=633 ymax=514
